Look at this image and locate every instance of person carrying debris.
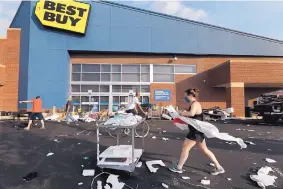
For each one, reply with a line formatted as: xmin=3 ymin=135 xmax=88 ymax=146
xmin=19 ymin=96 xmax=45 ymax=130
xmin=126 ymin=92 xmax=147 ymax=116
xmin=169 ymin=89 xmax=225 ymax=175
xmin=65 ymin=96 xmax=76 ymax=124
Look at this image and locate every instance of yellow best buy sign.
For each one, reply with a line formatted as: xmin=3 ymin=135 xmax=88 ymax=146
xmin=35 ymin=0 xmax=91 ymax=34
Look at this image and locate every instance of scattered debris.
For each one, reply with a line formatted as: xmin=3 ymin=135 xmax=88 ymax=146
xmin=201 ymin=180 xmax=210 ymax=185
xmin=253 ymin=163 xmax=257 ymax=165
xmin=236 ymin=129 xmax=241 ymax=131
xmin=248 ymin=130 xmax=255 ymax=132
xmin=267 ymin=149 xmax=272 ymax=151
xmin=77 ymin=143 xmax=81 ymax=145
xmin=136 ymin=162 xmax=142 ymax=168
xmin=224 ymin=122 xmax=228 ymax=124
xmin=225 ymin=142 xmax=235 ymax=145
xmin=53 ymin=139 xmax=61 ymax=143
xmin=176 ymin=137 xmax=180 ymax=140
xmin=78 ymin=182 xmax=83 ymax=186
xmin=250 ymin=166 xmax=277 ymax=189
xmin=162 ymin=183 xmax=169 ymax=188
xmin=227 ymin=178 xmax=232 ymax=181
xmin=267 ymin=132 xmax=270 ymax=134
xmin=265 ymin=158 xmax=276 ymax=163
xmin=245 ymin=141 xmax=256 ymax=145
xmin=46 ymin=152 xmax=54 ymax=157
xmin=247 ymin=124 xmax=250 ymax=126
xmin=152 ymin=136 xmax=156 ymax=139
xmin=248 ymin=137 xmax=255 ymax=139
xmin=209 ymin=163 xmax=215 ymax=167
xmin=23 ymin=172 xmax=37 ymax=182
xmin=82 ymin=169 xmax=95 ymax=176
xmin=182 ymin=176 xmax=190 ymax=180
xmin=106 ymin=174 xmax=125 ymax=189
xmin=146 ymin=160 xmax=166 ymax=173
xmin=204 ymin=177 xmax=207 ymax=179
xmin=81 ymin=165 xmax=84 ymax=167
xmin=162 ymin=137 xmax=169 ymax=141
xmin=83 ymin=156 xmax=89 ymax=160
xmin=163 ymin=130 xmax=167 ymax=133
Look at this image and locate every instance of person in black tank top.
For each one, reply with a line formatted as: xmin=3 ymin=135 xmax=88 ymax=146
xmin=169 ymin=89 xmax=225 ymax=176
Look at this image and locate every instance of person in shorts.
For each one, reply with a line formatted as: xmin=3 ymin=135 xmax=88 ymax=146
xmin=126 ymin=92 xmax=147 ymax=116
xmin=19 ymin=96 xmax=45 ymax=130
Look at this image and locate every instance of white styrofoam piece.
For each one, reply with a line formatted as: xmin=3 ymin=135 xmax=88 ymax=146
xmin=97 ymin=181 xmax=102 ymax=189
xmin=78 ymin=182 xmax=83 ymax=185
xmin=227 ymin=178 xmax=232 ymax=181
xmin=201 ymin=180 xmax=210 ymax=185
xmin=136 ymin=162 xmax=142 ymax=168
xmin=182 ymin=176 xmax=190 ymax=180
xmin=152 ymin=136 xmax=156 ymax=139
xmin=82 ymin=169 xmax=95 ymax=176
xmin=46 ymin=152 xmax=54 ymax=156
xmin=162 ymin=183 xmax=169 ymax=188
xmin=106 ymin=174 xmax=125 ymax=189
xmin=146 ymin=160 xmax=166 ymax=173
xmin=162 ymin=137 xmax=169 ymax=141
xmin=265 ymin=158 xmax=276 ymax=163
xmin=250 ymin=166 xmax=278 ymax=189
xmin=99 ymin=145 xmax=143 ymax=158
xmin=248 ymin=130 xmax=255 ymax=132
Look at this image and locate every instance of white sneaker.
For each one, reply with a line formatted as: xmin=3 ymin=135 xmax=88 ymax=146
xmin=211 ymin=166 xmax=225 ymax=175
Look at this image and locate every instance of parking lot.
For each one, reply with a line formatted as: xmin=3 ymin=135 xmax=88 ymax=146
xmin=0 ymin=119 xmax=282 ymax=189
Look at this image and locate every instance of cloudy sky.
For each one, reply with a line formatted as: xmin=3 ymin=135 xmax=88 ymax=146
xmin=1 ymin=1 xmax=283 ymax=40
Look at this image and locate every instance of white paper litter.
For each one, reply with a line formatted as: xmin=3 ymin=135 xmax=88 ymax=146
xmin=162 ymin=183 xmax=169 ymax=188
xmin=146 ymin=160 xmax=166 ymax=173
xmin=97 ymin=181 xmax=102 ymax=189
xmin=265 ymin=158 xmax=276 ymax=163
xmin=152 ymin=136 xmax=156 ymax=139
xmin=106 ymin=174 xmax=125 ymax=189
xmin=136 ymin=162 xmax=142 ymax=168
xmin=201 ymin=180 xmax=210 ymax=185
xmin=81 ymin=165 xmax=84 ymax=167
xmin=78 ymin=182 xmax=83 ymax=186
xmin=104 ymin=114 xmax=142 ymax=126
xmin=267 ymin=149 xmax=272 ymax=151
xmin=248 ymin=130 xmax=255 ymax=132
xmin=227 ymin=178 xmax=232 ymax=181
xmin=182 ymin=176 xmax=190 ymax=180
xmin=82 ymin=169 xmax=95 ymax=176
xmin=163 ymin=130 xmax=167 ymax=133
xmin=162 ymin=137 xmax=169 ymax=141
xmin=46 ymin=152 xmax=54 ymax=156
xmin=236 ymin=128 xmax=241 ymax=131
xmin=45 ymin=114 xmax=59 ymax=121
xmin=250 ymin=166 xmax=277 ymax=189
xmin=77 ymin=143 xmax=81 ymax=145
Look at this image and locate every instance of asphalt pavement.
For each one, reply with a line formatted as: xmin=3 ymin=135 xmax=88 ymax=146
xmin=0 ymin=118 xmax=282 ymax=189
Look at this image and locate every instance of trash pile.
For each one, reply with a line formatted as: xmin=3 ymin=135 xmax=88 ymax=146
xmin=103 ymin=114 xmax=143 ymax=126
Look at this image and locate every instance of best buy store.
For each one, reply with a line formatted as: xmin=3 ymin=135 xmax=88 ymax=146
xmin=2 ymin=0 xmax=283 ymax=117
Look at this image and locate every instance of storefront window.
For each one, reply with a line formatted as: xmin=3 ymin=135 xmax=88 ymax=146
xmin=112 ymin=73 xmax=121 ymax=81
xmin=153 ymin=74 xmax=174 ymax=82
xmin=153 ymin=65 xmax=174 ymax=82
xmin=122 ymin=65 xmax=140 ymax=73
xmin=72 ymin=73 xmax=81 ymax=81
xmin=101 ymin=73 xmax=110 ymax=81
xmin=122 ymin=73 xmax=140 ymax=82
xmin=81 ymin=85 xmax=99 ymax=92
xmin=71 ymin=85 xmax=80 ymax=92
xmin=72 ymin=64 xmax=81 ymax=72
xmin=82 ymin=64 xmax=100 ymax=72
xmin=175 ymin=65 xmax=196 ymax=73
xmin=112 ymin=65 xmax=121 ymax=72
xmin=82 ymin=73 xmax=100 ymax=81
xmin=112 ymin=85 xmax=121 ymax=92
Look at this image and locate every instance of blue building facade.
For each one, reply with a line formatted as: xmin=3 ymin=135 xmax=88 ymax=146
xmin=10 ymin=1 xmax=283 ymax=110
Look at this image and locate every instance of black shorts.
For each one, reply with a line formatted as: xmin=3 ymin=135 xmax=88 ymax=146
xmin=126 ymin=109 xmax=137 ymax=115
xmin=186 ymin=125 xmax=205 ymax=143
xmin=29 ymin=113 xmax=44 ymax=120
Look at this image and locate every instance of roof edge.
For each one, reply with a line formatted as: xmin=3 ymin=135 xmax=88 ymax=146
xmin=97 ymin=0 xmax=283 ymax=44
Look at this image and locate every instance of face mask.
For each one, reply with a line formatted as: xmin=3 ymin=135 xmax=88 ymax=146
xmin=184 ymin=96 xmax=190 ymax=103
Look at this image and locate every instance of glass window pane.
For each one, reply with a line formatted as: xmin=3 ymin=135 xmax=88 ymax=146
xmin=72 ymin=64 xmax=81 ymax=72
xmin=153 ymin=74 xmax=174 ymax=82
xmin=175 ymin=65 xmax=196 ymax=73
xmin=141 ymin=85 xmax=150 ymax=93
xmin=72 ymin=73 xmax=81 ymax=81
xmin=81 ymin=96 xmax=89 ymax=102
xmin=122 ymin=73 xmax=140 ymax=82
xmin=71 ymin=85 xmax=80 ymax=92
xmin=141 ymin=73 xmax=150 ymax=82
xmin=122 ymin=85 xmax=140 ymax=93
xmin=101 ymin=65 xmax=111 ymax=72
xmin=101 ymin=73 xmax=110 ymax=81
xmin=71 ymin=96 xmax=80 ymax=105
xmin=143 ymin=96 xmax=149 ymax=104
xmin=100 ymin=96 xmax=109 ymax=105
xmin=100 ymin=85 xmax=109 ymax=92
xmin=112 ymin=85 xmax=121 ymax=92
xmin=153 ymin=65 xmax=174 ymax=73
xmin=112 ymin=73 xmax=121 ymax=82
xmin=141 ymin=65 xmax=150 ymax=73
xmin=113 ymin=96 xmax=120 ymax=105
xmin=82 ymin=64 xmax=100 ymax=72
xmin=81 ymin=85 xmax=99 ymax=92
xmin=122 ymin=65 xmax=140 ymax=73
xmin=112 ymin=65 xmax=121 ymax=72
xmin=82 ymin=73 xmax=100 ymax=81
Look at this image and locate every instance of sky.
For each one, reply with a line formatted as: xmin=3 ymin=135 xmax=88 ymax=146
xmin=1 ymin=1 xmax=283 ymax=40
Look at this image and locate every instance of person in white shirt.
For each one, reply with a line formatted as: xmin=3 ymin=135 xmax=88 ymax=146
xmin=126 ymin=92 xmax=147 ymax=115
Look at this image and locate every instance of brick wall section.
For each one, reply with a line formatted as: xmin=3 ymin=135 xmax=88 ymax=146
xmin=226 ymin=87 xmax=245 ymax=117
xmin=0 ymin=29 xmax=21 ymax=112
xmin=208 ymin=61 xmax=231 ymax=87
xmin=150 ymin=83 xmax=176 ymax=106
